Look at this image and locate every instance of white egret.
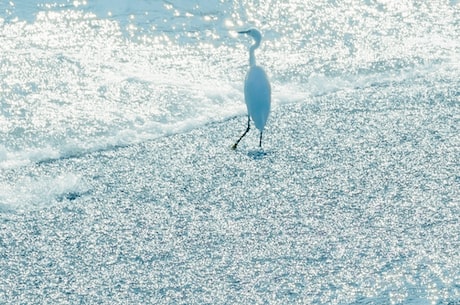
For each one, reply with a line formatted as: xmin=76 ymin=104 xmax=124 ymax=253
xmin=232 ymin=28 xmax=271 ymax=150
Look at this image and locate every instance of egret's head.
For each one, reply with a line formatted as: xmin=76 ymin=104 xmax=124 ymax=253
xmin=238 ymin=28 xmax=262 ymax=43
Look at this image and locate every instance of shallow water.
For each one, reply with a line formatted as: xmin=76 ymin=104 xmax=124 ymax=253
xmin=1 ymin=0 xmax=459 ymax=304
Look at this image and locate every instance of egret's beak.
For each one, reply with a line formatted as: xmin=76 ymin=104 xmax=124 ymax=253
xmin=238 ymin=30 xmax=249 ymax=34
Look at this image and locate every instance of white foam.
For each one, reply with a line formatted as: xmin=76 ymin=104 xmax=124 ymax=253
xmin=0 ymin=173 xmax=89 ymax=212
xmin=0 ymin=146 xmax=61 ymax=169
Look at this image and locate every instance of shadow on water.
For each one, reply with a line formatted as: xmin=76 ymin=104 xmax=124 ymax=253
xmin=247 ymin=149 xmax=269 ymax=160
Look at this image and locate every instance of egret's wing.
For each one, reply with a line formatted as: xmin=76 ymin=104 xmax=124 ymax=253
xmin=244 ymin=66 xmax=271 ymax=131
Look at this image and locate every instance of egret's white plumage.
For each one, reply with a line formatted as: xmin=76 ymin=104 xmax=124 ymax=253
xmin=244 ymin=66 xmax=271 ymax=131
xmin=232 ymin=28 xmax=271 ymax=150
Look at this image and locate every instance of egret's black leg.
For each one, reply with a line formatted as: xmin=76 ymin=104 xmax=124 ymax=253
xmin=232 ymin=116 xmax=250 ymax=150
xmin=259 ymin=131 xmax=263 ymax=148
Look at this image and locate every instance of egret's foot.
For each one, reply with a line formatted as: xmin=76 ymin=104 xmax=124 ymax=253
xmin=231 ymin=143 xmax=238 ymax=150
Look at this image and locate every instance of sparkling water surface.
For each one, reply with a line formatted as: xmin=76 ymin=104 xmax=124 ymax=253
xmin=1 ymin=0 xmax=459 ymax=304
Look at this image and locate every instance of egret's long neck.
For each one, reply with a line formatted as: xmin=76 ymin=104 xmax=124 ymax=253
xmin=249 ymin=40 xmax=260 ymax=67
